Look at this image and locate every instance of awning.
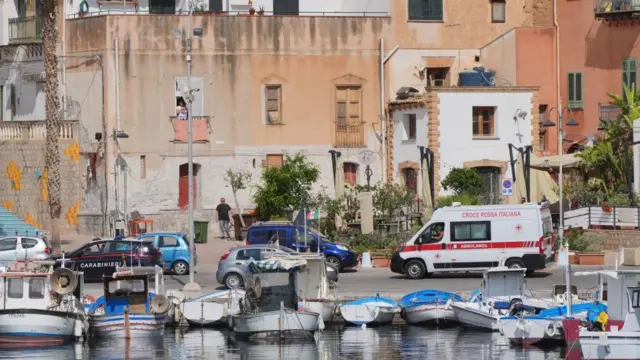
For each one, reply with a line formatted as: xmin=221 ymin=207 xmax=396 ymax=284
xmin=508 ymin=153 xmax=560 ymax=204
xmin=530 ymin=153 xmax=582 ymax=171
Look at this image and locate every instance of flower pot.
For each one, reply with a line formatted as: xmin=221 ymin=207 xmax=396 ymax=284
xmin=249 ymin=8 xmax=256 ymax=15
xmin=569 ymin=253 xmax=578 ymax=264
xmin=601 ymin=206 xmax=612 ymax=213
xmin=577 ymin=253 xmax=605 ymax=266
xmin=372 ymin=256 xmax=390 ymax=268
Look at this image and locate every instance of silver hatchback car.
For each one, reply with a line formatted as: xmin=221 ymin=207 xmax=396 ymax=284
xmin=0 ymin=236 xmax=52 ymax=266
xmin=216 ymin=245 xmax=339 ymax=289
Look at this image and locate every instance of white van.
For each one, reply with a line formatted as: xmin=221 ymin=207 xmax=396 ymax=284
xmin=390 ymin=203 xmax=555 ymax=279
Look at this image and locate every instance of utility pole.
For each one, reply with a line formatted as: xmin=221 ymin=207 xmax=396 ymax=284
xmin=114 ymin=36 xmax=122 ymax=235
xmin=183 ymin=0 xmax=201 ymax=292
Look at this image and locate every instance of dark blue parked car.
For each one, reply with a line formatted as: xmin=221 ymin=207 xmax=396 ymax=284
xmin=246 ymin=221 xmax=358 ymax=271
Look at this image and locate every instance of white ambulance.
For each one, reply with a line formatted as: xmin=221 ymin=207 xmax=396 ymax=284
xmin=390 ymin=203 xmax=555 ymax=279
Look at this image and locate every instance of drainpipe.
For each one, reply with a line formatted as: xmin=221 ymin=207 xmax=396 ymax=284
xmin=380 ymin=39 xmax=386 ymax=183
xmin=554 ymin=0 xmax=562 ymax=155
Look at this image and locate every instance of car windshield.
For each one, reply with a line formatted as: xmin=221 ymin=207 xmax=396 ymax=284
xmin=306 ymin=227 xmax=333 ymax=243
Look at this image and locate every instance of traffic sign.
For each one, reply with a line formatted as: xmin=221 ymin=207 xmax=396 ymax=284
xmin=502 ymin=179 xmax=513 ymax=196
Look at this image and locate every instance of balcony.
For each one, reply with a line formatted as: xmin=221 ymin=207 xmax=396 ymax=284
xmin=170 ymin=116 xmax=210 ymax=142
xmin=0 ymin=121 xmax=78 ymax=141
xmin=334 ymin=123 xmax=365 ymax=148
xmin=595 ymin=0 xmax=640 ymax=19
xmin=9 ymin=16 xmax=43 ymax=44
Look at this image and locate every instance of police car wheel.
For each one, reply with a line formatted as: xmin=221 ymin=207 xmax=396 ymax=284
xmin=404 ymin=260 xmax=426 ymax=280
xmin=172 ymin=260 xmax=189 ymax=275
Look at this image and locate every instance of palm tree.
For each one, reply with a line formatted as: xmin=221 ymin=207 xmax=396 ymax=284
xmin=42 ymin=0 xmax=62 ymax=250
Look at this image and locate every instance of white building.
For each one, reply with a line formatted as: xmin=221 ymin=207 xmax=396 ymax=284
xmin=388 ymin=85 xmax=541 ymax=203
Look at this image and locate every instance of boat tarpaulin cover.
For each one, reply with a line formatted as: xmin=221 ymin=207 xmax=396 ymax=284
xmin=247 ymin=259 xmax=307 ymax=273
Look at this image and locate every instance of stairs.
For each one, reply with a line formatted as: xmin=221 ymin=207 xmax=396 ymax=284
xmin=0 ymin=206 xmax=43 ymax=237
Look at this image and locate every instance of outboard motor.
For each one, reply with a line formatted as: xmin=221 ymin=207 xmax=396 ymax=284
xmin=508 ymin=298 xmax=525 ymax=316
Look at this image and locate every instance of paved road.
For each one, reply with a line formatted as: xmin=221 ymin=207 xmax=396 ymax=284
xmin=83 ymin=263 xmax=608 ymax=300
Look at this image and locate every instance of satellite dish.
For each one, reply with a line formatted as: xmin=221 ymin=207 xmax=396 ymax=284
xmin=357 ymin=150 xmax=375 ymax=166
xmin=150 ymin=295 xmax=170 ymax=314
xmin=50 ymin=268 xmax=78 ymax=295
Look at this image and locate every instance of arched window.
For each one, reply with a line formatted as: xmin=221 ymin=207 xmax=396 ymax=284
xmin=343 ymin=162 xmax=358 ymax=185
xmin=403 ymin=168 xmax=418 ymax=194
xmin=178 ymin=163 xmax=201 ymax=210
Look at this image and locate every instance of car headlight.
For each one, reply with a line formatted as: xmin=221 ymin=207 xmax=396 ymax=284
xmin=336 ymin=245 xmax=348 ymax=251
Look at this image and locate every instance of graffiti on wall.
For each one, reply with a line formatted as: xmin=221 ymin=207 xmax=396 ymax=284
xmin=1 ymin=201 xmax=13 ymax=211
xmin=64 ymin=144 xmax=80 ymax=161
xmin=66 ymin=200 xmax=80 ymax=225
xmin=39 ymin=169 xmax=48 ymax=201
xmin=6 ymin=161 xmax=22 ymax=190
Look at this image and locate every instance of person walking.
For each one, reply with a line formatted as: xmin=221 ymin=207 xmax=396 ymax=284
xmin=216 ymin=198 xmax=232 ymax=240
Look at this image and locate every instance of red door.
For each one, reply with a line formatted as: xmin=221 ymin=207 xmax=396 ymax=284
xmin=178 ymin=164 xmax=198 ymax=210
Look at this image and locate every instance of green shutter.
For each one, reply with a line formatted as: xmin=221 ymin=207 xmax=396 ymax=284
xmin=623 ymin=57 xmax=638 ymax=93
xmin=568 ymin=72 xmax=583 ymax=109
xmin=568 ymin=73 xmax=575 ymax=103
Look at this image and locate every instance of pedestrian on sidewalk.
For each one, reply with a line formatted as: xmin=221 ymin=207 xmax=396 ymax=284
xmin=216 ymin=198 xmax=232 ymax=240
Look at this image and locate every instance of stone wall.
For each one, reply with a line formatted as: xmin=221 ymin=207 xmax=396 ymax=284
xmin=0 ymin=130 xmax=105 ymax=236
xmin=585 ymin=229 xmax=640 ymax=251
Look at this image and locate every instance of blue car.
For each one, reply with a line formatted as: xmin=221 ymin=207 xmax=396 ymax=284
xmin=136 ymin=232 xmax=196 ymax=275
xmin=245 ymin=221 xmax=358 ymax=271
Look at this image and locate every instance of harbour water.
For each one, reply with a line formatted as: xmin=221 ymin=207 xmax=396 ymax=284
xmin=0 ymin=326 xmax=568 ymax=360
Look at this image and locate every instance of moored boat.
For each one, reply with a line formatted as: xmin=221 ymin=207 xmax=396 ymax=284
xmin=400 ymin=289 xmax=463 ymax=325
xmin=0 ymin=261 xmax=87 ymax=346
xmin=340 ymin=294 xmax=400 ymax=326
xmin=181 ymin=288 xmax=245 ymax=327
xmin=88 ymin=266 xmax=169 ymax=339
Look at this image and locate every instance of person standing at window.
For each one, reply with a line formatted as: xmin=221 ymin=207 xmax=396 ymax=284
xmin=176 ymin=99 xmax=188 ymax=120
xmin=216 ymin=198 xmax=232 ymax=240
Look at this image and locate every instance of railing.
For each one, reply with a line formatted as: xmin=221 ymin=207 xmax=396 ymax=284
xmin=0 ymin=121 xmax=78 ymax=141
xmin=169 ymin=116 xmax=210 ymax=142
xmin=594 ymin=0 xmax=640 ymax=16
xmin=9 ymin=16 xmax=43 ymax=44
xmin=334 ymin=123 xmax=365 ymax=148
xmin=67 ymin=9 xmax=389 ymax=19
xmin=563 ymin=206 xmax=640 ymax=229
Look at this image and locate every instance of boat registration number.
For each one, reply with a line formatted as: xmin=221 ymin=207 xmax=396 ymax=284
xmin=9 ymin=313 xmax=24 ymax=318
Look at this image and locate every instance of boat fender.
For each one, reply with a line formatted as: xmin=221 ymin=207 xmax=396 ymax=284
xmin=545 ymin=322 xmax=557 ymax=337
xmin=74 ymin=319 xmax=83 ymax=339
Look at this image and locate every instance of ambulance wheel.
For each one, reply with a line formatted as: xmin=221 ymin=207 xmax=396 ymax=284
xmin=505 ymin=258 xmax=526 ymax=270
xmin=404 ymin=260 xmax=426 ymax=279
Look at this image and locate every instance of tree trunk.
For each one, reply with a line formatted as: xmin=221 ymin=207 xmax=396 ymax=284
xmin=232 ymin=190 xmax=246 ymax=228
xmin=43 ymin=0 xmax=62 ymax=251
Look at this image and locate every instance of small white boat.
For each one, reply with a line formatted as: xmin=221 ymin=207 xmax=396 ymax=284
xmin=293 ymin=253 xmax=337 ymax=323
xmin=181 ymin=288 xmax=245 ymax=327
xmin=340 ymin=294 xmax=400 ymax=326
xmin=578 ymin=270 xmax=640 ymax=359
xmin=400 ymin=290 xmax=463 ymax=325
xmin=0 ymin=261 xmax=87 ymax=346
xmin=88 ymin=266 xmax=169 ymax=339
xmin=450 ymin=267 xmax=549 ymax=331
xmin=232 ymin=303 xmax=320 ymax=339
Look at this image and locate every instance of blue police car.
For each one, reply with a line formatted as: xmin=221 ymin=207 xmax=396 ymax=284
xmin=246 ymin=221 xmax=358 ymax=271
xmin=136 ymin=232 xmax=196 ymax=275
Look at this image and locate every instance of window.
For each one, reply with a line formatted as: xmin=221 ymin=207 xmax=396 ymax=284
xmin=266 ymin=154 xmax=284 ymax=169
xmin=632 ymin=290 xmax=640 ymax=309
xmin=451 ymin=221 xmax=491 ymax=241
xmin=81 ymin=243 xmax=107 ymax=256
xmin=336 ymin=86 xmax=362 ymax=128
xmin=623 ymin=58 xmax=638 ymax=94
xmin=265 ymin=85 xmax=282 ymax=125
xmin=149 ymin=0 xmax=177 ymax=15
xmin=209 ymin=0 xmax=222 ymax=12
xmin=7 ymin=278 xmax=23 ymax=299
xmin=568 ymin=72 xmax=584 ymax=109
xmin=403 ymin=168 xmax=418 ymax=194
xmin=178 ymin=163 xmax=200 ymax=210
xmin=139 ymin=236 xmax=155 ymax=243
xmin=539 ymin=104 xmax=548 ymax=152
xmin=21 ymin=238 xmax=39 ymax=249
xmin=476 ymin=167 xmax=501 ymax=205
xmin=292 ymin=231 xmax=317 ymax=246
xmin=28 ymin=278 xmax=45 ymax=299
xmin=140 ymin=155 xmax=146 ymax=180
xmin=404 ymin=114 xmax=417 ymax=140
xmin=419 ymin=222 xmax=445 ymax=244
xmin=542 ymin=217 xmax=553 ymax=238
xmin=344 ymin=162 xmax=358 ymax=185
xmin=267 ymin=230 xmax=287 ymax=244
xmin=174 ymin=77 xmax=203 ymax=117
xmin=158 ymin=236 xmax=179 ymax=247
xmin=491 ymin=0 xmax=506 ymax=23
xmin=273 ymin=0 xmax=299 ymax=15
xmin=108 ymin=279 xmax=146 ymax=295
xmin=0 ymin=238 xmax=17 ymax=252
xmin=109 ymin=241 xmax=136 ymax=253
xmin=408 ymin=0 xmax=443 ymax=21
xmin=34 ymin=81 xmax=46 ymax=120
xmin=472 ymin=107 xmax=496 ymax=137
xmin=426 ymin=67 xmax=450 ymax=87
xmin=236 ymin=249 xmax=262 ymax=261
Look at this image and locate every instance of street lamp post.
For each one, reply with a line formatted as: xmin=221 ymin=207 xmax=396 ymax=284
xmin=183 ymin=0 xmax=203 ymax=292
xmin=112 ymin=129 xmax=129 ymax=236
xmin=542 ymin=106 xmax=578 ymax=316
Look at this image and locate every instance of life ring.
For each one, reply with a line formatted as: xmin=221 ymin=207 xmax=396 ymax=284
xmin=545 ymin=322 xmax=557 ymax=337
xmin=78 ymin=0 xmax=89 ymax=16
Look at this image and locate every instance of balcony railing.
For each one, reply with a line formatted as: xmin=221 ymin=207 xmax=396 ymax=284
xmin=170 ymin=116 xmax=210 ymax=142
xmin=9 ymin=16 xmax=43 ymax=44
xmin=0 ymin=121 xmax=78 ymax=141
xmin=67 ymin=9 xmax=389 ymax=19
xmin=595 ymin=0 xmax=640 ymax=18
xmin=334 ymin=123 xmax=365 ymax=148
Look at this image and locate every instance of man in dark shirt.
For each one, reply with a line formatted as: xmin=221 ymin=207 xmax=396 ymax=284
xmin=216 ymin=198 xmax=232 ymax=240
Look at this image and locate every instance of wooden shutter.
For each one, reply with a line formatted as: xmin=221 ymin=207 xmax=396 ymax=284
xmin=336 ymin=87 xmax=347 ymax=127
xmin=265 ymin=85 xmax=281 ymax=124
xmin=348 ymin=86 xmax=361 ymax=126
xmin=568 ymin=73 xmax=575 ymax=104
xmin=343 ymin=163 xmax=357 ymax=185
xmin=266 ymin=154 xmax=284 ymax=169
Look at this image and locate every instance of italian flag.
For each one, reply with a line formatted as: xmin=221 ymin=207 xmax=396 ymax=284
xmin=306 ymin=209 xmax=320 ymax=220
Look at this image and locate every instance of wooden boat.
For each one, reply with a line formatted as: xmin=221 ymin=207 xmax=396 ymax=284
xmin=0 ymin=261 xmax=87 ymax=346
xmin=400 ymin=289 xmax=462 ymax=325
xmin=88 ymin=266 xmax=169 ymax=339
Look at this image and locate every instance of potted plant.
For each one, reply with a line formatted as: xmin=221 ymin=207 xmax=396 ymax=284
xmin=575 ymin=232 xmax=606 ymax=265
xmin=257 ymin=5 xmax=265 ymax=15
xmin=371 ymin=251 xmax=391 ymax=268
xmin=248 ymin=0 xmax=255 ymax=15
xmin=601 ymin=199 xmax=612 ymax=213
